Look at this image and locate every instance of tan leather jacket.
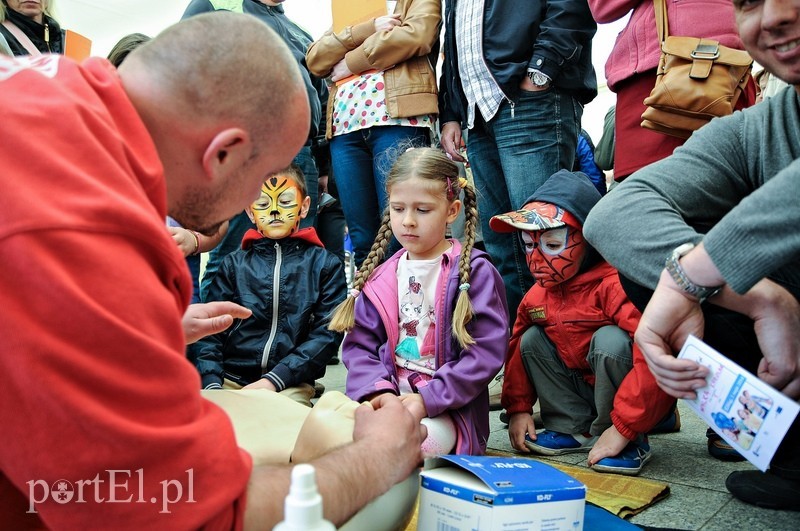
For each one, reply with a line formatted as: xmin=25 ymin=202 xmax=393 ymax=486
xmin=306 ymin=0 xmax=441 ymax=139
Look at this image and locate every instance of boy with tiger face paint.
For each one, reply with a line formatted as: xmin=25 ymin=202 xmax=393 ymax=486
xmin=247 ymin=170 xmax=310 ymax=240
xmin=490 ymin=170 xmax=675 ymax=476
xmin=194 ymin=164 xmax=347 ymax=404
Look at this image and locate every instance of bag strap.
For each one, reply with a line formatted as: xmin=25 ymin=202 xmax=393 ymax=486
xmin=1 ymin=20 xmax=41 ymax=56
xmin=654 ymin=0 xmax=669 ymax=43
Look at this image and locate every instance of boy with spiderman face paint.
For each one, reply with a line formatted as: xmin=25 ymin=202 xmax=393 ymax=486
xmin=193 ymin=164 xmax=347 ymax=405
xmin=491 ymin=170 xmax=674 ymax=476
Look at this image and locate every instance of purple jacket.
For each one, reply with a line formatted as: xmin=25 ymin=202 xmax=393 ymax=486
xmin=342 ymin=240 xmax=509 ymax=455
xmin=589 ymin=0 xmax=744 ymax=90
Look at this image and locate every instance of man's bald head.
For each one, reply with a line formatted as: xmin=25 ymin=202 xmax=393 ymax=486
xmin=122 ymin=11 xmax=305 ymax=148
xmin=118 ymin=12 xmax=310 ymax=233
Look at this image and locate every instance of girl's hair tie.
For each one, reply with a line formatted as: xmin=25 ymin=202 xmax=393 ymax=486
xmin=458 ymin=177 xmax=468 ymax=189
xmin=458 ymin=282 xmax=470 ymax=292
xmin=348 ymin=288 xmax=361 ymax=299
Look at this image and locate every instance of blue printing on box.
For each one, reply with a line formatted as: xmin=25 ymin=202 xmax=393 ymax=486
xmin=421 ymin=455 xmax=586 ymax=506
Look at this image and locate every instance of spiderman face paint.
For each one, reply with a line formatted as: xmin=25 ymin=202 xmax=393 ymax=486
xmin=521 ymin=226 xmax=588 ymax=288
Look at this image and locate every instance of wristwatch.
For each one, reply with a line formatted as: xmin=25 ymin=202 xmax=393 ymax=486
xmin=664 ymin=243 xmax=724 ymax=304
xmin=527 ymin=69 xmax=551 ymax=88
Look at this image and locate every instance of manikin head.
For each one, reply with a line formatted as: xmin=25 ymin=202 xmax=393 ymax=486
xmin=246 ymin=164 xmax=310 ymax=240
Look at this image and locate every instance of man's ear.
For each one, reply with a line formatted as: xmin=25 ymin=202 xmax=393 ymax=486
xmin=446 ymin=199 xmax=462 ymax=224
xmin=201 ymin=128 xmax=252 ymax=183
xmin=298 ymin=195 xmax=312 ymax=220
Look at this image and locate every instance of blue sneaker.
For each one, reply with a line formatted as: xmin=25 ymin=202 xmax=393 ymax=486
xmin=525 ymin=430 xmax=597 ymax=456
xmin=592 ymin=439 xmax=652 ymax=476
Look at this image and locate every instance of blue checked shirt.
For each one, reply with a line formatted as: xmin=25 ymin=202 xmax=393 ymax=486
xmin=455 ymin=0 xmax=506 ymax=128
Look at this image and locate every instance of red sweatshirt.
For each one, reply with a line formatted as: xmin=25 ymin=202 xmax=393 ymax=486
xmin=0 ymin=55 xmax=250 ymax=529
xmin=502 ymin=262 xmax=673 ymax=440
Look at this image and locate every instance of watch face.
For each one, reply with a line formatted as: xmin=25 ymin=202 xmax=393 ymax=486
xmin=533 ymin=71 xmax=549 ymax=87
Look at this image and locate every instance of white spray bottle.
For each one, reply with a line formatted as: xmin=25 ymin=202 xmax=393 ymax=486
xmin=273 ymin=464 xmax=336 ymax=531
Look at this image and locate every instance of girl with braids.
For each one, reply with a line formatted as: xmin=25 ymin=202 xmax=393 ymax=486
xmin=329 ymin=147 xmax=509 ymax=456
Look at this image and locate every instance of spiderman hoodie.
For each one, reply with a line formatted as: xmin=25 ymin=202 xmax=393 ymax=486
xmin=497 ymin=171 xmax=674 ymax=441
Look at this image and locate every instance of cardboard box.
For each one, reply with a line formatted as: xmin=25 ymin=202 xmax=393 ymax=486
xmin=419 ymin=455 xmax=586 ymax=531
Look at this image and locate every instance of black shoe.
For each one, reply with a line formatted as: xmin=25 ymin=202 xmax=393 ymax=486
xmin=707 ymin=428 xmax=745 ymax=462
xmin=649 ymin=407 xmax=681 ymax=434
xmin=726 ymin=470 xmax=800 ymax=511
xmin=499 ymin=410 xmax=509 ymax=425
xmin=326 ymin=356 xmax=340 ymax=366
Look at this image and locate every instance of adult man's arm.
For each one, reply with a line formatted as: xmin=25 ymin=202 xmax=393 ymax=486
xmin=531 ymin=0 xmax=596 ymax=83
xmin=245 ymin=394 xmax=426 ymax=528
xmin=584 ymin=111 xmax=756 ymax=290
xmin=630 ymin=161 xmax=800 ymax=399
xmin=636 ymin=243 xmax=800 ymax=400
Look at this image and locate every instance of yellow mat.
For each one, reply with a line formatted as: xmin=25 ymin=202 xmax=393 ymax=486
xmin=403 ymin=451 xmax=669 ymax=529
xmin=487 ymin=450 xmax=670 ymax=518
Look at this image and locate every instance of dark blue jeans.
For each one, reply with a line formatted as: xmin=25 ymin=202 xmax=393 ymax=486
xmin=199 ymin=145 xmax=318 ymax=301
xmin=467 ymin=88 xmax=582 ymax=318
xmin=330 ymin=125 xmax=430 ymax=265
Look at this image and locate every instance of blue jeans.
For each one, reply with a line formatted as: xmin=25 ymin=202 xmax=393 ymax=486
xmin=467 ymin=88 xmax=582 ymax=318
xmin=199 ymin=145 xmax=318 ymax=301
xmin=330 ymin=125 xmax=430 ymax=265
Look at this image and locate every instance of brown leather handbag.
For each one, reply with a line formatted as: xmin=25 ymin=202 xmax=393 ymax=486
xmin=640 ymin=0 xmax=753 ymax=139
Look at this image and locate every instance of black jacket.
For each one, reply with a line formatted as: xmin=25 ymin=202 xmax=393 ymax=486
xmin=439 ymin=0 xmax=597 ymax=126
xmin=0 ymin=6 xmax=63 ymax=56
xmin=194 ymin=228 xmax=346 ymax=390
xmin=182 ymin=0 xmax=326 ymax=140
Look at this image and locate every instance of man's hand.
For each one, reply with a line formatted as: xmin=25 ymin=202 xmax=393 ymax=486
xmin=635 ymin=269 xmax=709 ymax=399
xmin=355 ymin=394 xmax=426 ymax=486
xmin=398 ymin=393 xmax=427 ymax=422
xmin=440 ymin=121 xmax=466 ymax=162
xmin=588 ymin=425 xmax=630 ymax=466
xmin=507 ymin=412 xmax=536 ymax=453
xmin=182 ymin=302 xmax=252 ymax=344
xmin=243 ymin=379 xmax=277 ymax=392
xmin=374 ymin=13 xmax=401 ymax=32
xmin=746 ymin=279 xmax=800 ymax=398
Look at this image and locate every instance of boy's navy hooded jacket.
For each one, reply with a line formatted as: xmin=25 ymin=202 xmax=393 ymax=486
xmin=194 ymin=227 xmax=346 ymax=390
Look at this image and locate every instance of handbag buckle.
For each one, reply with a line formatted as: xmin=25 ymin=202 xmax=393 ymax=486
xmin=691 ymin=43 xmax=720 ymax=61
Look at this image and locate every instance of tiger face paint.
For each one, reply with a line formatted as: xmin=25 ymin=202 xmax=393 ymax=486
xmin=247 ymin=175 xmax=309 ymax=240
xmin=521 ymin=225 xmax=588 ymax=288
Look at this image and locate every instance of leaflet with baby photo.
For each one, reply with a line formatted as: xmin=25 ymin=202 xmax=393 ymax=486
xmin=678 ymin=335 xmax=799 ymax=472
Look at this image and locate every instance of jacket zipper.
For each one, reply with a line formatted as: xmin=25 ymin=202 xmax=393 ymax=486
xmin=44 ymin=23 xmax=50 ymax=52
xmin=261 ymin=242 xmax=282 ymax=370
